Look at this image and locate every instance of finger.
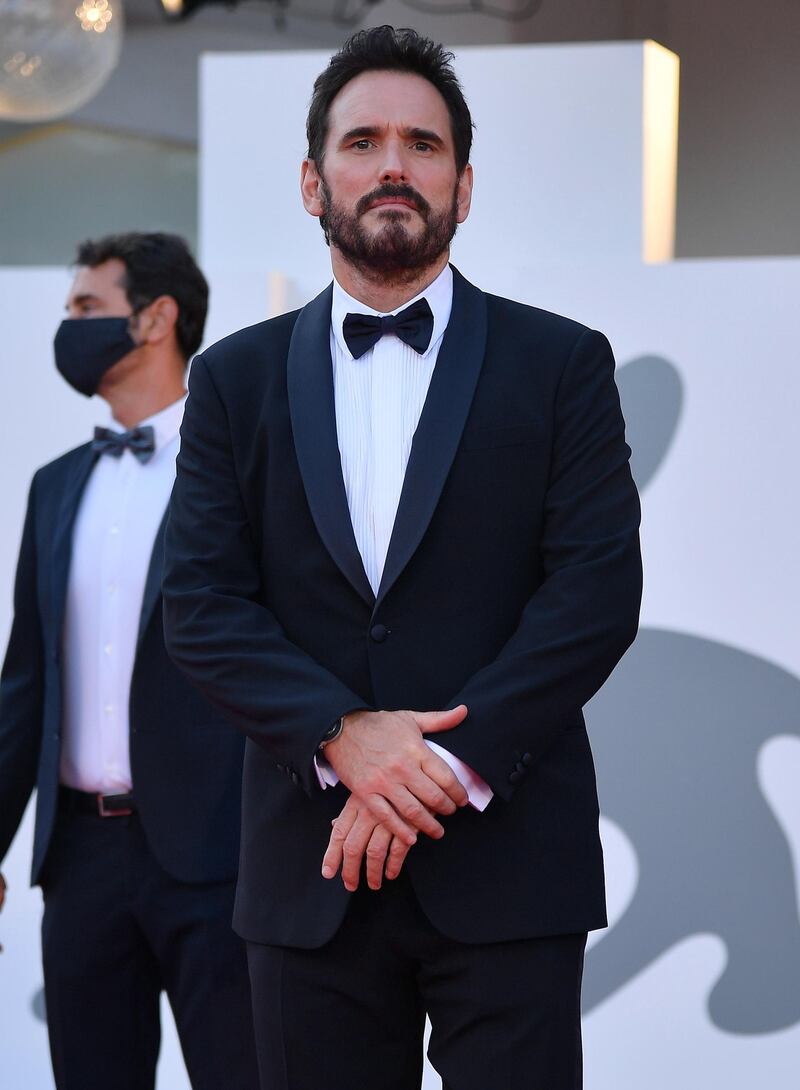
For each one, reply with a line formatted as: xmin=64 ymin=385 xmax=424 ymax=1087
xmin=321 ymin=801 xmax=360 ymax=879
xmin=365 ymin=825 xmax=393 ymax=891
xmin=419 ymin=750 xmax=469 ymax=808
xmin=386 ymin=785 xmax=445 ymax=839
xmin=414 ymin=704 xmax=468 ymax=733
xmin=384 ymin=836 xmax=413 ymax=881
xmin=341 ymin=812 xmax=380 ymax=892
xmin=405 ymin=768 xmax=458 ymax=816
xmin=357 ymin=792 xmax=418 ymax=845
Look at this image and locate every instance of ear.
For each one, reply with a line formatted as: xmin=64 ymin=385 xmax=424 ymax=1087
xmin=455 ymin=163 xmax=473 ymax=225
xmin=301 ymin=158 xmax=325 ymax=219
xmin=138 ymin=295 xmax=179 ymax=346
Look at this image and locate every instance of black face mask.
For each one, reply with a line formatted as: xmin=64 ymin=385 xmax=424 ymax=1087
xmin=54 ymin=316 xmax=138 ymax=397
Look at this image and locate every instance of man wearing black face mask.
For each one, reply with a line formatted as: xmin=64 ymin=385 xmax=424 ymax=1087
xmin=0 ymin=233 xmax=259 ymax=1090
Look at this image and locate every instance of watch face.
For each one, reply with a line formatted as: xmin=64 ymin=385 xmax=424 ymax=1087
xmin=321 ymin=718 xmax=344 ymax=748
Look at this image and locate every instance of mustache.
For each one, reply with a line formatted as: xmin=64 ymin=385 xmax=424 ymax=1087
xmin=356 ymin=184 xmax=431 ymax=218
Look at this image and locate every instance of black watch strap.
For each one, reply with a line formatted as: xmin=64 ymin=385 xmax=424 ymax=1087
xmin=318 ymin=716 xmax=344 ymax=753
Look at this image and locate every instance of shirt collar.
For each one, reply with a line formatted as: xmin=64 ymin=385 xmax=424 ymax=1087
xmin=103 ymin=394 xmax=186 ymax=454
xmin=331 ymin=263 xmax=453 ymax=361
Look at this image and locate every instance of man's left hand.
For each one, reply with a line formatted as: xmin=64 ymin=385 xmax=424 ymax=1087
xmin=322 ymin=795 xmax=415 ymax=892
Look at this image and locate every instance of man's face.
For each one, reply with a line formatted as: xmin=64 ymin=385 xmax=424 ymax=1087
xmin=303 ymin=70 xmax=473 ymax=276
xmin=65 ymin=258 xmax=143 ymax=389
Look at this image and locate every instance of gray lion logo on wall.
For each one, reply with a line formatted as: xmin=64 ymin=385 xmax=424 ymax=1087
xmin=584 ymin=355 xmax=800 ymax=1033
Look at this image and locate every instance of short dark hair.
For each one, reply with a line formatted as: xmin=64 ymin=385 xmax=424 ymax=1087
xmin=307 ymin=26 xmax=474 ymax=175
xmin=74 ymin=232 xmax=209 ymax=361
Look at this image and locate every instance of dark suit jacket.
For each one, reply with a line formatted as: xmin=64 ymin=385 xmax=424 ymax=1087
xmin=162 ymin=266 xmax=642 ymax=948
xmin=0 ymin=444 xmax=246 ymax=885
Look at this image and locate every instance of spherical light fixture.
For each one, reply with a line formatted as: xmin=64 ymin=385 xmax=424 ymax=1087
xmin=0 ymin=0 xmax=125 ymax=123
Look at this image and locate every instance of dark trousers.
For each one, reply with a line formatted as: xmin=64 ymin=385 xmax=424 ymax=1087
xmin=40 ymin=805 xmax=259 ymax=1090
xmin=247 ymin=871 xmax=586 ymax=1090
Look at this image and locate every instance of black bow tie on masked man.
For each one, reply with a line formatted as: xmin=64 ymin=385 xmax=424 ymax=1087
xmin=0 ymin=232 xmax=259 ymax=1090
xmin=163 ymin=26 xmax=642 ymax=1090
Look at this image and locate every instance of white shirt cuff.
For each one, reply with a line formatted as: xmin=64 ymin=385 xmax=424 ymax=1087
xmin=314 ymin=742 xmax=493 ymax=812
xmin=425 ymin=740 xmax=494 ymax=812
xmin=315 ymin=752 xmax=338 ymax=789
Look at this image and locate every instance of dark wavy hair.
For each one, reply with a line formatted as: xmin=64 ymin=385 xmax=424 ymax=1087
xmin=75 ymin=232 xmax=208 ymax=361
xmin=307 ymin=26 xmax=474 ymax=174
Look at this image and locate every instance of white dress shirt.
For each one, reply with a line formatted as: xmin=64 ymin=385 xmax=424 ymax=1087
xmin=318 ymin=265 xmax=492 ymax=811
xmin=59 ymin=396 xmax=186 ymax=794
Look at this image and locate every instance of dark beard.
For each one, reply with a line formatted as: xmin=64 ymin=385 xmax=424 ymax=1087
xmin=321 ymin=179 xmax=459 ymax=277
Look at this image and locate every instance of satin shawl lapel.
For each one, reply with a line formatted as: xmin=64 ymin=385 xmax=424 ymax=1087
xmin=50 ymin=444 xmax=98 ymax=659
xmin=376 ymin=268 xmax=488 ymax=608
xmin=287 ymin=283 xmax=374 ymax=606
xmin=136 ymin=507 xmax=168 ymax=648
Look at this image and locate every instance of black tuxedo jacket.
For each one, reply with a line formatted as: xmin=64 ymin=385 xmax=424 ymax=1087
xmin=0 ymin=444 xmax=245 ymax=885
xmin=163 ymin=267 xmax=642 ymax=948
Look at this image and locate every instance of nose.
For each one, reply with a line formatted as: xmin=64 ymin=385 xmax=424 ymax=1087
xmin=379 ymin=139 xmax=408 ymax=183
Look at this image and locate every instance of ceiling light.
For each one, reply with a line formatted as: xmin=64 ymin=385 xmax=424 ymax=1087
xmin=157 ymin=0 xmax=232 ymax=20
xmin=0 ymin=0 xmax=125 ymax=122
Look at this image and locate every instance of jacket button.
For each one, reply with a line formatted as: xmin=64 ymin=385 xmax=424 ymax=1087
xmin=521 ymin=752 xmax=532 ymax=766
xmin=370 ymin=624 xmax=388 ymax=643
xmin=509 ymin=769 xmax=523 ymax=785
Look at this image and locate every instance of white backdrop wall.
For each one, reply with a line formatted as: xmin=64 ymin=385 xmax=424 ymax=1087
xmin=199 ymin=41 xmax=678 ymax=343
xmin=1 ymin=39 xmax=798 ymax=1089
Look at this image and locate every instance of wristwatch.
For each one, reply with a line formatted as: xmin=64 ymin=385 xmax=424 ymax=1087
xmin=318 ymin=715 xmax=345 ymax=754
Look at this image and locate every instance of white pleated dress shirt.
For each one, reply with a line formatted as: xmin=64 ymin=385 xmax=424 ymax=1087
xmin=59 ymin=396 xmax=186 ymax=794
xmin=319 ymin=265 xmax=492 ymax=811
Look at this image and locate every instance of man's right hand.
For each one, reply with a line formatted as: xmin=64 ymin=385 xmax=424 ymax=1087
xmin=323 ymin=705 xmax=470 ymax=844
xmin=322 ymin=795 xmax=413 ymax=892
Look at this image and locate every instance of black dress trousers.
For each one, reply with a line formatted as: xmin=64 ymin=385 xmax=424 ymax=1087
xmin=40 ymin=803 xmax=259 ymax=1090
xmin=247 ymin=871 xmax=586 ymax=1090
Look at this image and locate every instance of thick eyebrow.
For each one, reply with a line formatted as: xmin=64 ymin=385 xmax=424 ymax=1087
xmin=405 ymin=127 xmax=445 ymax=147
xmin=67 ymin=292 xmax=101 ymax=310
xmin=339 ymin=125 xmax=382 ymax=145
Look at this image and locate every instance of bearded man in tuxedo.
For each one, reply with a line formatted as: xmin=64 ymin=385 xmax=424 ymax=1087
xmin=163 ymin=26 xmax=642 ymax=1090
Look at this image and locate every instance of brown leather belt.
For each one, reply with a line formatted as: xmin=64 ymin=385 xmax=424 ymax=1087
xmin=58 ymin=785 xmax=135 ymax=818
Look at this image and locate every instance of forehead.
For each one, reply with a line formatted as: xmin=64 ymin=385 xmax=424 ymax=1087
xmin=326 ymin=70 xmax=452 ymax=141
xmin=68 ymin=258 xmax=128 ymax=301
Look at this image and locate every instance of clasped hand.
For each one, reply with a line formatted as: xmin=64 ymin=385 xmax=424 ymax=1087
xmin=320 ymin=705 xmax=469 ymax=892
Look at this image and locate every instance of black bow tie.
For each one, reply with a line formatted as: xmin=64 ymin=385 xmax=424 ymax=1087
xmin=92 ymin=425 xmax=156 ymax=465
xmin=342 ymin=297 xmax=434 ymax=360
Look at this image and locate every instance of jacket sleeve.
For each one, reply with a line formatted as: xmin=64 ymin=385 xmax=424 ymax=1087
xmin=0 ymin=475 xmax=45 ymax=864
xmin=162 ymin=353 xmax=368 ymax=796
xmin=442 ymin=329 xmax=643 ymax=800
